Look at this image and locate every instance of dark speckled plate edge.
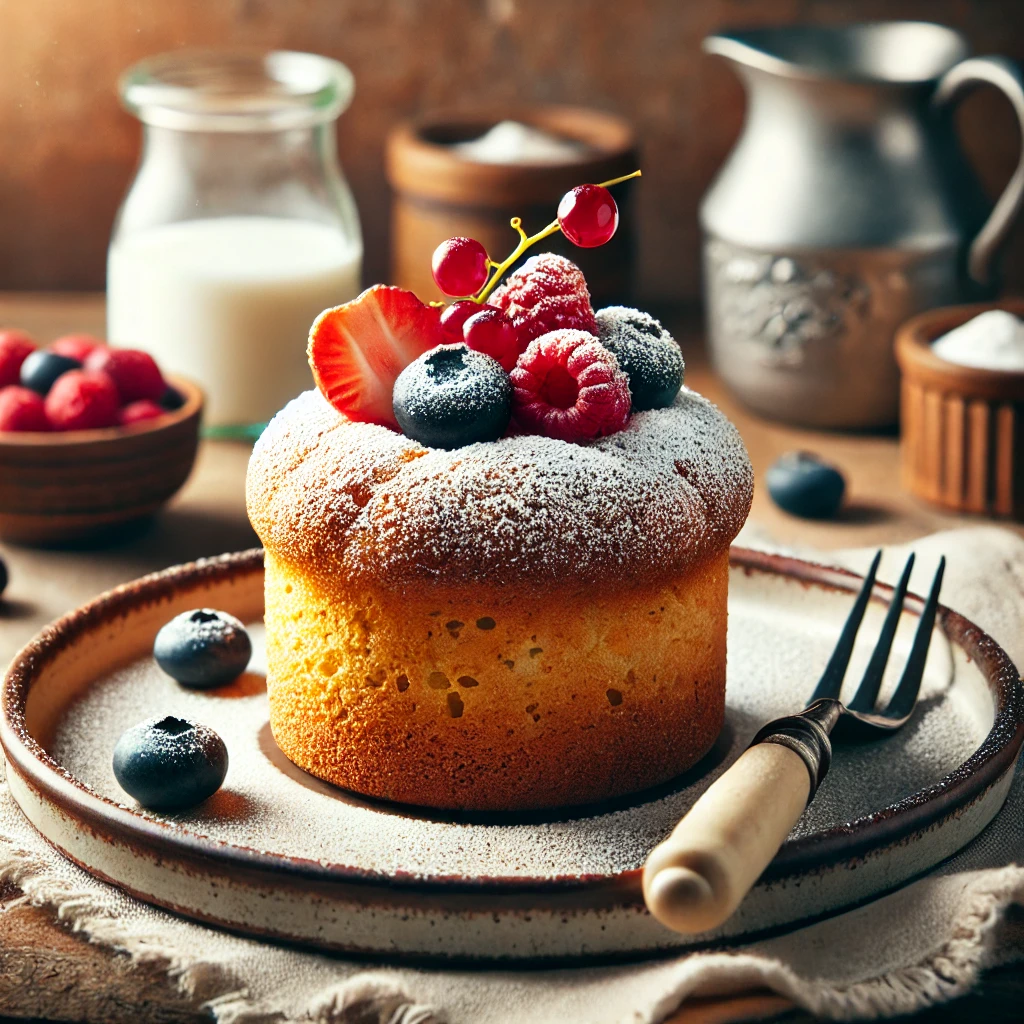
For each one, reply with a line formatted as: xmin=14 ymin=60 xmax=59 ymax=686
xmin=2 ymin=546 xmax=1022 ymax=901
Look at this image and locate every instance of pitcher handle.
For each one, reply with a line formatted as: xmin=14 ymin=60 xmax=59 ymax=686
xmin=935 ymin=56 xmax=1024 ymax=289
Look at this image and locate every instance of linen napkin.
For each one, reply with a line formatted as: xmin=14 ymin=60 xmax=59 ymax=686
xmin=1 ymin=526 xmax=1022 ymax=1023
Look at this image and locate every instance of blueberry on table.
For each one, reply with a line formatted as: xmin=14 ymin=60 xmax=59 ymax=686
xmin=595 ymin=306 xmax=684 ymax=411
xmin=766 ymin=451 xmax=846 ymax=519
xmin=393 ymin=342 xmax=511 ymax=449
xmin=113 ymin=716 xmax=228 ymax=811
xmin=154 ymin=608 xmax=252 ymax=689
xmin=19 ymin=351 xmax=82 ymax=395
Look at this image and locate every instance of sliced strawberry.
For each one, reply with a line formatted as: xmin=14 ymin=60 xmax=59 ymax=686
xmin=308 ymin=285 xmax=444 ymax=428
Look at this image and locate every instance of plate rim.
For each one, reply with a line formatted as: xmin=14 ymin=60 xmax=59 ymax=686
xmin=2 ymin=546 xmax=1022 ymax=898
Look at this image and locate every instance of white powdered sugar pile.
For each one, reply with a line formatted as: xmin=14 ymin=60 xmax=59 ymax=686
xmin=450 ymin=120 xmax=590 ymax=165
xmin=932 ymin=309 xmax=1024 ymax=371
xmin=247 ymin=387 xmax=754 ymax=590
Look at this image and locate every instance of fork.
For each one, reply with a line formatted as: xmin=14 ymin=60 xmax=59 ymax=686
xmin=642 ymin=550 xmax=946 ymax=935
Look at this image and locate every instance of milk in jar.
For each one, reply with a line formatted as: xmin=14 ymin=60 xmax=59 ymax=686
xmin=108 ymin=217 xmax=361 ymax=426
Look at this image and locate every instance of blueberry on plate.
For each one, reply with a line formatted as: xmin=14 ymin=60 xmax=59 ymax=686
xmin=393 ymin=342 xmax=511 ymax=449
xmin=154 ymin=608 xmax=252 ymax=689
xmin=19 ymin=350 xmax=83 ymax=395
xmin=595 ymin=306 xmax=684 ymax=411
xmin=766 ymin=451 xmax=846 ymax=519
xmin=0 ymin=554 xmax=7 ymax=599
xmin=113 ymin=715 xmax=228 ymax=811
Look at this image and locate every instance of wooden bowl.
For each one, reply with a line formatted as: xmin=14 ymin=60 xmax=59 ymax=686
xmin=385 ymin=106 xmax=638 ymax=305
xmin=896 ymin=300 xmax=1024 ymax=517
xmin=0 ymin=376 xmax=202 ymax=545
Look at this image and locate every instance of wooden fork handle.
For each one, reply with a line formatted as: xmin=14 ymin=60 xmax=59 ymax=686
xmin=642 ymin=742 xmax=811 ymax=934
xmin=642 ymin=704 xmax=838 ymax=935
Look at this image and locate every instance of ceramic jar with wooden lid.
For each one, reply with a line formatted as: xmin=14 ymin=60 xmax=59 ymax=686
xmin=896 ymin=300 xmax=1024 ymax=518
xmin=386 ymin=107 xmax=638 ymax=305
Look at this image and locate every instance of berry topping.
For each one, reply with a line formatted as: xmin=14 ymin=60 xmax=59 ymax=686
xmin=154 ymin=608 xmax=253 ymax=689
xmin=393 ymin=343 xmax=512 ymax=449
xmin=43 ymin=369 xmax=120 ymax=431
xmin=595 ymin=306 xmax=684 ymax=411
xmin=85 ymin=347 xmax=166 ymax=403
xmin=510 ymin=329 xmax=631 ymax=442
xmin=557 ymin=184 xmax=619 ymax=248
xmin=440 ymin=299 xmax=493 ymax=340
xmin=118 ymin=399 xmax=167 ymax=427
xmin=766 ymin=452 xmax=846 ymax=520
xmin=112 ymin=715 xmax=228 ymax=811
xmin=0 ymin=330 xmax=37 ymax=389
xmin=431 ymin=236 xmax=491 ymax=297
xmin=309 ymin=285 xmax=444 ymax=429
xmin=0 ymin=386 xmax=50 ymax=432
xmin=49 ymin=334 xmax=105 ymax=362
xmin=462 ymin=306 xmax=522 ymax=371
xmin=19 ymin=350 xmax=81 ymax=395
xmin=492 ymin=253 xmax=598 ymax=344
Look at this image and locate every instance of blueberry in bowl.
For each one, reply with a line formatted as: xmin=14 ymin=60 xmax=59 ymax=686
xmin=112 ymin=716 xmax=228 ymax=811
xmin=154 ymin=609 xmax=252 ymax=689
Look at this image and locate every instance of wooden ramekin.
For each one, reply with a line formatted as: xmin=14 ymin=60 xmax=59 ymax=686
xmin=0 ymin=375 xmax=202 ymax=545
xmin=385 ymin=106 xmax=638 ymax=304
xmin=896 ymin=300 xmax=1024 ymax=518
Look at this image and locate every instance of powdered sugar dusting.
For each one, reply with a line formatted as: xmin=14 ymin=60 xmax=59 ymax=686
xmin=247 ymin=384 xmax=754 ymax=590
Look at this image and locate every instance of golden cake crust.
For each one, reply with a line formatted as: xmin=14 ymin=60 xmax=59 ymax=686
xmin=263 ymin=549 xmax=730 ymax=810
xmin=246 ymin=387 xmax=753 ymax=596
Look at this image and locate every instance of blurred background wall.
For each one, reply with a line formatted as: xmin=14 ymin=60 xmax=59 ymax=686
xmin=1 ymin=0 xmax=1023 ymax=302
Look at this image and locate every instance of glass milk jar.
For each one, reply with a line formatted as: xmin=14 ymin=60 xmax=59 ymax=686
xmin=108 ymin=51 xmax=362 ymax=433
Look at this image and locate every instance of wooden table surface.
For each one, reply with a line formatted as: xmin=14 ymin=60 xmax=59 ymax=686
xmin=0 ymin=293 xmax=1021 ymax=1024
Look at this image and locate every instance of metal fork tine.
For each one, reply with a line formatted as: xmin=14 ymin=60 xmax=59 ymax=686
xmin=882 ymin=557 xmax=946 ymax=722
xmin=807 ymin=550 xmax=883 ymax=704
xmin=847 ymin=553 xmax=916 ymax=713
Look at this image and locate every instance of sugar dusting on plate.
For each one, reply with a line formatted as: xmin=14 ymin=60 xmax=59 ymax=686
xmin=46 ymin=570 xmax=970 ymax=884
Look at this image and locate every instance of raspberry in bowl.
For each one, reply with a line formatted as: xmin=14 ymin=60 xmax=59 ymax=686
xmin=246 ymin=172 xmax=754 ymax=811
xmin=0 ymin=332 xmax=202 ymax=545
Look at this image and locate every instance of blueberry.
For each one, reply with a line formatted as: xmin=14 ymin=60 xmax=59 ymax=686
xmin=154 ymin=608 xmax=252 ymax=689
xmin=766 ymin=451 xmax=846 ymax=519
xmin=393 ymin=343 xmax=511 ymax=449
xmin=19 ymin=351 xmax=82 ymax=395
xmin=595 ymin=306 xmax=684 ymax=411
xmin=113 ymin=715 xmax=228 ymax=811
xmin=0 ymin=554 xmax=7 ymax=599
xmin=160 ymin=386 xmax=185 ymax=410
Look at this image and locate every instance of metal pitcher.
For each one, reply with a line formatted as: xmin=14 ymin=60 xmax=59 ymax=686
xmin=701 ymin=22 xmax=1024 ymax=429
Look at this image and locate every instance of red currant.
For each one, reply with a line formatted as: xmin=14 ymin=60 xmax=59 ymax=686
xmin=431 ymin=237 xmax=490 ymax=297
xmin=440 ymin=300 xmax=492 ymax=340
xmin=557 ymin=184 xmax=619 ymax=248
xmin=463 ymin=307 xmax=521 ymax=372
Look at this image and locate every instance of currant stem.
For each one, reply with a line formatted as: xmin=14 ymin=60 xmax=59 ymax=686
xmin=470 ymin=168 xmax=642 ymax=304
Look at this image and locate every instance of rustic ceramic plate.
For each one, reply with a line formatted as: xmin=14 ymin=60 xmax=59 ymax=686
xmin=2 ymin=548 xmax=1021 ymax=962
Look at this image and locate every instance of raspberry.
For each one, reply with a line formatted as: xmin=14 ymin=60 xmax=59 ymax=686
xmin=0 ymin=386 xmax=49 ymax=432
xmin=85 ymin=347 xmax=165 ymax=403
xmin=0 ymin=330 xmax=37 ymax=388
xmin=45 ymin=370 xmax=120 ymax=431
xmin=492 ymin=253 xmax=597 ymax=345
xmin=510 ymin=329 xmax=631 ymax=443
xmin=118 ymin=399 xmax=167 ymax=427
xmin=50 ymin=334 xmax=106 ymax=362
